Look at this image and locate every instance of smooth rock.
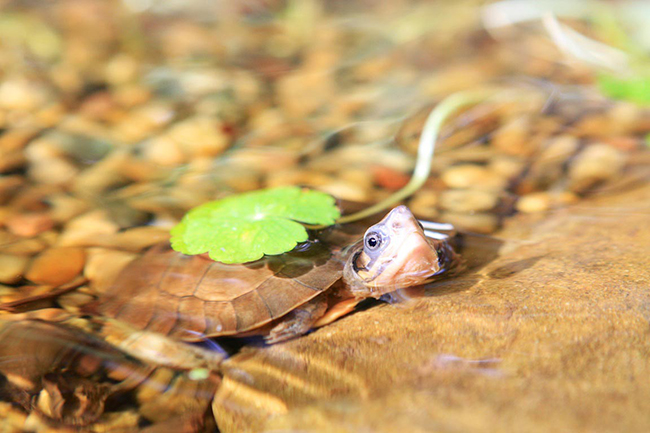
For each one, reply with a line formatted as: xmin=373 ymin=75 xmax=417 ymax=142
xmin=5 ymin=212 xmax=54 ymax=237
xmin=56 ymin=210 xmax=120 ymax=247
xmin=568 ymin=143 xmax=626 ymax=193
xmin=84 ymin=248 xmax=137 ymax=294
xmin=25 ymin=247 xmax=86 ymax=286
xmin=439 ymin=189 xmax=499 ymax=213
xmin=408 ymin=190 xmax=439 ymax=219
xmin=441 ymin=164 xmax=507 ymax=191
xmin=440 ymin=211 xmax=499 ymax=234
xmin=0 ymin=254 xmax=29 ymax=284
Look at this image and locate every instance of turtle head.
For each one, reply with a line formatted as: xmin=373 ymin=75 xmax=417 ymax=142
xmin=343 ymin=205 xmax=443 ymax=298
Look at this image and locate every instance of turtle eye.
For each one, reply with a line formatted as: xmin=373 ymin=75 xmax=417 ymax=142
xmin=364 ymin=231 xmax=383 ymax=251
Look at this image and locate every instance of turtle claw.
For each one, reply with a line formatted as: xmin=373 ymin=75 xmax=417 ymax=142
xmin=265 ymin=319 xmax=312 ymax=345
xmin=265 ymin=296 xmax=328 ymax=344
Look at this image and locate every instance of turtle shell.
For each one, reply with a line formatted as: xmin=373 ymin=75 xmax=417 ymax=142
xmin=96 ymin=240 xmax=346 ymax=342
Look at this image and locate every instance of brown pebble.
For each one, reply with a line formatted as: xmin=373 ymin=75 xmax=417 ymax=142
xmin=27 ymin=157 xmax=78 ymax=186
xmin=408 ymin=191 xmax=439 ymax=219
xmin=48 ymin=194 xmax=90 ymax=223
xmin=372 ymin=165 xmax=410 ymax=191
xmin=440 ymin=212 xmax=499 ymax=234
xmin=439 ymin=189 xmax=499 ymax=213
xmin=517 ymin=191 xmax=579 ymax=214
xmin=25 ymin=247 xmax=86 ymax=286
xmin=142 ymin=135 xmax=186 ymax=166
xmin=489 ymin=156 xmax=525 ymax=179
xmin=56 ymin=210 xmax=120 ymax=247
xmin=0 ymin=176 xmax=24 ymax=205
xmin=568 ymin=143 xmax=626 ymax=193
xmin=72 ymin=151 xmax=130 ymax=195
xmin=167 ymin=115 xmax=230 ymax=158
xmin=0 ymin=254 xmax=29 ymax=284
xmin=0 ymin=236 xmax=48 ymax=256
xmin=57 ymin=291 xmax=95 ymax=313
xmin=441 ymin=164 xmax=507 ymax=191
xmin=5 ymin=212 xmax=54 ymax=237
xmin=84 ymin=248 xmax=137 ymax=293
xmin=319 ymin=181 xmax=370 ymax=202
xmin=491 ymin=116 xmax=535 ymax=156
xmin=516 ymin=192 xmax=551 ymax=214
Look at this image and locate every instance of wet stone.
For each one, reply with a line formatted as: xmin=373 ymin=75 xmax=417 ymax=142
xmin=439 ymin=211 xmax=499 ymax=234
xmin=0 ymin=254 xmax=29 ymax=284
xmin=5 ymin=212 xmax=54 ymax=237
xmin=25 ymin=246 xmax=86 ymax=287
xmin=84 ymin=248 xmax=137 ymax=294
xmin=441 ymin=164 xmax=507 ymax=191
xmin=568 ymin=143 xmax=627 ymax=193
xmin=408 ymin=190 xmax=439 ymax=219
xmin=439 ymin=189 xmax=499 ymax=213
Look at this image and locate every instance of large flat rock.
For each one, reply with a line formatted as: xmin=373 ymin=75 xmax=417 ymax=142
xmin=214 ymin=182 xmax=650 ymax=432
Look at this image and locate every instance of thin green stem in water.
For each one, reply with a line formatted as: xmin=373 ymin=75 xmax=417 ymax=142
xmin=335 ymin=88 xmax=496 ymax=224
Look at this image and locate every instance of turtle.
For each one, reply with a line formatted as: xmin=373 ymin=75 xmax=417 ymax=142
xmin=90 ymin=205 xmax=461 ymax=368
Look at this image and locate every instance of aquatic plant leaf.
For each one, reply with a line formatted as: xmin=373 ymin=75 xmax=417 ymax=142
xmin=170 ymin=187 xmax=340 ymax=264
xmin=598 ymin=73 xmax=650 ymax=105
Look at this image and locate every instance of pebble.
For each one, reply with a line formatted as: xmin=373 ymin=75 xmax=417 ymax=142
xmin=516 ymin=191 xmax=579 ymax=214
xmin=439 ymin=189 xmax=499 ymax=213
xmin=0 ymin=401 xmax=27 ymax=431
xmin=25 ymin=247 xmax=86 ymax=286
xmin=276 ymin=70 xmax=335 ymax=117
xmin=0 ymin=126 xmax=40 ymax=151
xmin=372 ymin=165 xmax=410 ymax=191
xmin=527 ymin=135 xmax=580 ymax=189
xmin=0 ymin=236 xmax=48 ymax=256
xmin=47 ymin=194 xmax=90 ymax=223
xmin=265 ymin=169 xmax=333 ymax=189
xmin=27 ymin=157 xmax=79 ymax=186
xmin=56 ymin=210 xmax=120 ymax=247
xmin=0 ymin=176 xmax=24 ymax=205
xmin=166 ymin=115 xmax=230 ymax=158
xmin=0 ymin=150 xmax=27 ymax=174
xmin=227 ymin=148 xmax=300 ymax=174
xmin=440 ymin=212 xmax=499 ymax=234
xmin=319 ymin=181 xmax=370 ymax=202
xmin=142 ymin=135 xmax=186 ymax=166
xmin=489 ymin=156 xmax=525 ymax=180
xmin=71 ymin=151 xmax=129 ymax=195
xmin=408 ymin=190 xmax=439 ymax=219
xmin=105 ymin=54 xmax=140 ymax=85
xmin=5 ymin=212 xmax=54 ymax=237
xmin=95 ymin=226 xmax=170 ymax=252
xmin=112 ymin=102 xmax=175 ymax=144
xmin=0 ymin=254 xmax=29 ymax=284
xmin=491 ymin=116 xmax=535 ymax=156
xmin=441 ymin=164 xmax=507 ymax=191
xmin=568 ymin=143 xmax=626 ymax=193
xmin=84 ymin=248 xmax=137 ymax=293
xmin=57 ymin=291 xmax=95 ymax=314
xmin=0 ymin=78 xmax=46 ymax=112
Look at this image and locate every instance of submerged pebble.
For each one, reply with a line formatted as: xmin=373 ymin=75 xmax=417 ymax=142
xmin=439 ymin=189 xmax=499 ymax=213
xmin=0 ymin=254 xmax=29 ymax=284
xmin=568 ymin=143 xmax=626 ymax=193
xmin=25 ymin=247 xmax=86 ymax=286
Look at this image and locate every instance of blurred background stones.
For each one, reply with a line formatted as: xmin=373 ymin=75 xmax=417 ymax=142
xmin=0 ymin=0 xmax=649 ymax=431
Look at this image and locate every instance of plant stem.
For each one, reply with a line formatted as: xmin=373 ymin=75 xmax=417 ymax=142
xmin=335 ymin=88 xmax=497 ymax=224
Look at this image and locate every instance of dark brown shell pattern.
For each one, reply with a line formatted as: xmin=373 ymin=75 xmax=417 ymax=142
xmin=96 ymin=239 xmax=347 ymax=342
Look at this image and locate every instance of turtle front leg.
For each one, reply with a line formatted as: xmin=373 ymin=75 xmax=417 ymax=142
xmin=265 ymin=295 xmax=328 ymax=344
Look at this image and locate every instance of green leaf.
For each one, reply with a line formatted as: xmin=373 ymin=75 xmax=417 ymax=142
xmin=170 ymin=187 xmax=340 ymax=264
xmin=597 ymin=73 xmax=650 ymax=105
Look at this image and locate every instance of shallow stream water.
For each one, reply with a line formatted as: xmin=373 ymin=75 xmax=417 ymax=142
xmin=0 ymin=1 xmax=649 ymax=432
